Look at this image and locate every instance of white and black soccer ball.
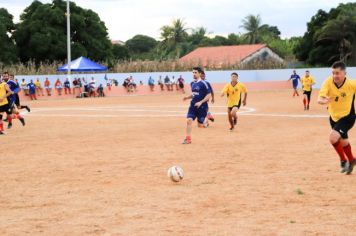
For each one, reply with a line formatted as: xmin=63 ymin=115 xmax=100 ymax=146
xmin=167 ymin=166 xmax=184 ymax=182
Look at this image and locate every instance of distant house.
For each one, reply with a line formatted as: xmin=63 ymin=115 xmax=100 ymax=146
xmin=111 ymin=40 xmax=125 ymax=46
xmin=180 ymin=44 xmax=284 ymax=67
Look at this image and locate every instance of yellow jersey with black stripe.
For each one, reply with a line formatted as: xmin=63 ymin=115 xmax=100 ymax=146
xmin=222 ymin=82 xmax=247 ymax=108
xmin=301 ymin=76 xmax=315 ymax=92
xmin=319 ymin=77 xmax=356 ymax=122
xmin=0 ymin=82 xmax=9 ymax=106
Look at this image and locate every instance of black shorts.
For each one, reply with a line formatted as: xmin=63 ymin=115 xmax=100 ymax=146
xmin=15 ymin=93 xmax=20 ymax=107
xmin=303 ymin=90 xmax=312 ymax=100
xmin=179 ymin=83 xmax=184 ymax=89
xmin=228 ymin=100 xmax=241 ymax=110
xmin=330 ymin=114 xmax=356 ymax=139
xmin=0 ymin=103 xmax=12 ymax=115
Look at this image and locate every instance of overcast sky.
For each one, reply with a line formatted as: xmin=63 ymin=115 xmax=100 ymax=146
xmin=0 ymin=0 xmax=351 ymax=41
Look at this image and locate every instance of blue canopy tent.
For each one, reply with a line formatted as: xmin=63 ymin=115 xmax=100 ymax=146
xmin=57 ymin=56 xmax=107 ymax=72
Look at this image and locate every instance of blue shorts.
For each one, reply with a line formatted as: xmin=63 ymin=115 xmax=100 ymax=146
xmin=293 ymin=83 xmax=298 ymax=89
xmin=187 ymin=104 xmax=208 ymax=124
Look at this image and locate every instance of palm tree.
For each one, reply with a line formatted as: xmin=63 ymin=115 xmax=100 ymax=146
xmin=159 ymin=18 xmax=188 ymax=58
xmin=240 ymin=14 xmax=262 ymax=44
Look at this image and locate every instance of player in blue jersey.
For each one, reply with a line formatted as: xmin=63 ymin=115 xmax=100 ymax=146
xmin=288 ymin=70 xmax=301 ymax=97
xmin=2 ymin=73 xmax=25 ymax=129
xmin=201 ymin=71 xmax=215 ymax=122
xmin=182 ymin=67 xmax=212 ymax=144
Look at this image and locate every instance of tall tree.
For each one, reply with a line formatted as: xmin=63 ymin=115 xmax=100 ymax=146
xmin=14 ymin=0 xmax=113 ymax=63
xmin=0 ymin=8 xmax=17 ymax=64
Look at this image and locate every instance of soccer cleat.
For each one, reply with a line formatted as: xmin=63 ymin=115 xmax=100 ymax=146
xmin=182 ymin=139 xmax=191 ymax=144
xmin=229 ymin=127 xmax=234 ymax=132
xmin=3 ymin=118 xmax=8 ymax=122
xmin=0 ymin=131 xmax=5 ymax=135
xmin=25 ymin=106 xmax=31 ymax=112
xmin=207 ymin=113 xmax=215 ymax=122
xmin=340 ymin=161 xmax=349 ymax=173
xmin=7 ymin=123 xmax=12 ymax=129
xmin=19 ymin=117 xmax=25 ymax=126
xmin=346 ymin=159 xmax=356 ymax=175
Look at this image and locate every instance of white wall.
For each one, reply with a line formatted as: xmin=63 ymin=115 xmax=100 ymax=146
xmin=15 ymin=67 xmax=356 ymax=89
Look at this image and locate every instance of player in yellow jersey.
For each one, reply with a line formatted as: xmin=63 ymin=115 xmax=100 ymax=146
xmin=301 ymin=70 xmax=315 ymax=110
xmin=0 ymin=77 xmax=14 ymax=135
xmin=318 ymin=61 xmax=356 ymax=174
xmin=221 ymin=72 xmax=248 ymax=131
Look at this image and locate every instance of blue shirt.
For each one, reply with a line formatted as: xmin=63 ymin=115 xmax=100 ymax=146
xmin=27 ymin=83 xmax=36 ymax=94
xmin=290 ymin=74 xmax=300 ymax=85
xmin=191 ymin=80 xmax=211 ymax=106
xmin=148 ymin=78 xmax=155 ymax=85
xmin=7 ymin=80 xmax=20 ymax=103
xmin=204 ymin=80 xmax=213 ymax=93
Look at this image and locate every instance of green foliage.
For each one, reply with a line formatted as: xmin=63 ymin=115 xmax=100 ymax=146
xmin=0 ymin=8 xmax=17 ymax=64
xmin=112 ymin=44 xmax=130 ymax=60
xmin=14 ymin=0 xmax=113 ymax=64
xmin=295 ymin=3 xmax=356 ymax=66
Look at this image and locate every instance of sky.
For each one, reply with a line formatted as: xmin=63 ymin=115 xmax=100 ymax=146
xmin=0 ymin=0 xmax=352 ymax=41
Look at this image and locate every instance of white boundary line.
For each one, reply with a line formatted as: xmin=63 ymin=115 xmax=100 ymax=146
xmin=23 ymin=105 xmax=328 ymax=119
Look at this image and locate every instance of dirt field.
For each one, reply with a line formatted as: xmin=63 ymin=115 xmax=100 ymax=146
xmin=1 ymin=90 xmax=356 ymax=236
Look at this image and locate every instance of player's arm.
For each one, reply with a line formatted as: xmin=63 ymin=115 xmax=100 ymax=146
xmin=221 ymin=85 xmax=228 ymax=97
xmin=318 ymin=81 xmax=330 ymax=105
xmin=242 ymin=85 xmax=248 ymax=106
xmin=183 ymin=95 xmax=193 ymax=101
xmin=242 ymin=92 xmax=248 ymax=106
xmin=195 ymin=93 xmax=211 ymax=108
xmin=211 ymin=89 xmax=215 ymax=103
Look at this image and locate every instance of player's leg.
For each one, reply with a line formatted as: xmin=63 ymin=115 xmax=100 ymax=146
xmin=307 ymin=91 xmax=311 ymax=110
xmin=0 ymin=113 xmax=4 ymax=135
xmin=183 ymin=107 xmax=196 ymax=144
xmin=303 ymin=92 xmax=307 ymax=110
xmin=231 ymin=106 xmax=239 ymax=126
xmin=197 ymin=106 xmax=209 ymax=128
xmin=330 ymin=117 xmax=356 ymax=174
xmin=227 ymin=107 xmax=234 ymax=130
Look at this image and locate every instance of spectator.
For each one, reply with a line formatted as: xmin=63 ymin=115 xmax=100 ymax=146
xmin=44 ymin=78 xmax=52 ymax=96
xmin=123 ymin=77 xmax=130 ymax=92
xmin=158 ymin=76 xmax=164 ymax=91
xmin=148 ymin=76 xmax=155 ymax=92
xmin=106 ymin=78 xmax=112 ymax=91
xmin=178 ymin=75 xmax=185 ymax=94
xmin=35 ymin=78 xmax=44 ymax=96
xmin=89 ymin=78 xmax=97 ymax=97
xmin=171 ymin=76 xmax=178 ymax=91
xmin=55 ymin=79 xmax=63 ymax=95
xmin=21 ymin=79 xmax=29 ymax=96
xmin=97 ymin=84 xmax=105 ymax=97
xmin=64 ymin=78 xmax=71 ymax=95
xmin=164 ymin=75 xmax=171 ymax=91
xmin=129 ymin=76 xmax=137 ymax=92
xmin=27 ymin=80 xmax=37 ymax=100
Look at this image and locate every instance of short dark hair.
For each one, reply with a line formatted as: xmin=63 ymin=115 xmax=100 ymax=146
xmin=192 ymin=67 xmax=203 ymax=74
xmin=201 ymin=71 xmax=205 ymax=75
xmin=332 ymin=61 xmax=346 ymax=70
xmin=231 ymin=72 xmax=238 ymax=77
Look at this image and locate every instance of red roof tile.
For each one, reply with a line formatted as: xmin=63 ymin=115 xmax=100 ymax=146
xmin=180 ymin=44 xmax=267 ymax=66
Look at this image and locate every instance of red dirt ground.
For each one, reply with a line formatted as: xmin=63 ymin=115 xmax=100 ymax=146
xmin=1 ymin=90 xmax=356 ymax=236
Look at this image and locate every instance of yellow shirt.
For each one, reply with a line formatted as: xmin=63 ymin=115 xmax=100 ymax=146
xmin=0 ymin=82 xmax=9 ymax=106
xmin=35 ymin=81 xmax=42 ymax=88
xmin=222 ymin=82 xmax=247 ymax=107
xmin=319 ymin=77 xmax=356 ymax=122
xmin=301 ymin=76 xmax=315 ymax=92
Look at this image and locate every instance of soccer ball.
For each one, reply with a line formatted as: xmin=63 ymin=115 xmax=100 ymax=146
xmin=167 ymin=166 xmax=184 ymax=182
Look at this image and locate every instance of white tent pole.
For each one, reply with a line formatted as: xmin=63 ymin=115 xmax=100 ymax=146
xmin=67 ymin=0 xmax=71 ymax=81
